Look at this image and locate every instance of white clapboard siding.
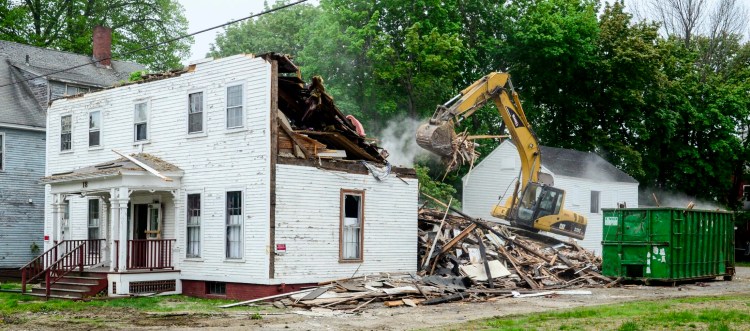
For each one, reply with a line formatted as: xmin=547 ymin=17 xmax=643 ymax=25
xmin=273 ymin=164 xmax=418 ymax=284
xmin=462 ymin=140 xmax=639 ymax=255
xmin=45 ymin=55 xmax=273 ymax=283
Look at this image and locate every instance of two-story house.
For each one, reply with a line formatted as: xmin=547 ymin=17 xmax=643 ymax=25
xmin=32 ymin=53 xmax=417 ymax=300
xmin=0 ymin=26 xmax=143 ymax=272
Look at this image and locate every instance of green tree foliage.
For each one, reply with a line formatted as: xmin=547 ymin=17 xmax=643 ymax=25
xmin=0 ymin=0 xmax=191 ymax=70
xmin=415 ymin=165 xmax=460 ymax=209
xmin=208 ymin=0 xmax=320 ymax=59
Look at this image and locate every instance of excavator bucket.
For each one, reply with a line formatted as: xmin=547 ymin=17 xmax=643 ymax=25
xmin=416 ymin=121 xmax=456 ymax=157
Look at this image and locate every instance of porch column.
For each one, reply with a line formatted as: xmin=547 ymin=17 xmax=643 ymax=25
xmin=109 ymin=188 xmax=119 ymax=272
xmin=50 ymin=194 xmax=63 ymax=247
xmin=101 ymin=198 xmax=109 ymax=266
xmin=116 ymin=187 xmax=130 ymax=278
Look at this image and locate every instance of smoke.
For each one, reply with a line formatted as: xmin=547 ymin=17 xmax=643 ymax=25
xmin=376 ymin=117 xmax=432 ymax=167
xmin=581 ymin=154 xmax=619 ymax=183
xmin=643 ymin=188 xmax=726 ymax=211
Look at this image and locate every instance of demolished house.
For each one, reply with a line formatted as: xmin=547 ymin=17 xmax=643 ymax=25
xmin=30 ymin=54 xmax=417 ymax=300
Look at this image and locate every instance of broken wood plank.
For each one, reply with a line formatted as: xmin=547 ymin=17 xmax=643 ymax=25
xmin=300 ymin=286 xmax=329 ymax=301
xmin=476 ymin=228 xmax=494 ymax=288
xmin=219 ymin=288 xmax=315 ymax=308
xmin=423 ymin=293 xmax=465 ymax=305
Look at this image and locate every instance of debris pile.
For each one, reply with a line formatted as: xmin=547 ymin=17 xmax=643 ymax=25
xmin=221 ymin=207 xmax=613 ymax=312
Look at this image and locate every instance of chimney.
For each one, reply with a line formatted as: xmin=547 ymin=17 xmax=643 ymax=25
xmin=92 ymin=25 xmax=112 ymax=67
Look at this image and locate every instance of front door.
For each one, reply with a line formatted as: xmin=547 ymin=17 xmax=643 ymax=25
xmin=131 ymin=203 xmax=162 ymax=268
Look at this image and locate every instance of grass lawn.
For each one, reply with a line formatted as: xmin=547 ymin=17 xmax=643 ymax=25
xmin=0 ymin=281 xmax=261 ymax=328
xmin=450 ymin=295 xmax=750 ymax=331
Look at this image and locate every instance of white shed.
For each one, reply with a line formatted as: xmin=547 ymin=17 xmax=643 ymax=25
xmin=462 ymin=140 xmax=638 ymax=255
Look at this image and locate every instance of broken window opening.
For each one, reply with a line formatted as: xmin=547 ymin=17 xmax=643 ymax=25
xmin=186 ymin=193 xmax=201 ymax=258
xmin=341 ymin=190 xmax=364 ymax=261
xmin=89 ymin=111 xmax=101 ymax=147
xmin=225 ymin=191 xmax=243 ymax=259
xmin=591 ymin=191 xmax=601 ymax=214
xmin=206 ymin=281 xmax=226 ymax=295
xmin=226 ymin=85 xmax=244 ymax=129
xmin=188 ymin=92 xmax=204 ymax=133
xmin=61 ymin=115 xmax=72 ymax=151
xmin=134 ymin=102 xmax=148 ymax=141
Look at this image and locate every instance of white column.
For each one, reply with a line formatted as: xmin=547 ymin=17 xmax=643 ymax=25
xmin=109 ymin=188 xmax=120 ymax=272
xmin=117 ymin=187 xmax=130 ymax=277
xmin=50 ymin=194 xmax=62 ymax=246
xmin=101 ymin=198 xmax=109 ymax=265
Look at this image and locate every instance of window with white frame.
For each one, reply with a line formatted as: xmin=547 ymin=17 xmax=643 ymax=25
xmin=186 ymin=194 xmax=201 ymax=258
xmin=134 ymin=102 xmax=148 ymax=141
xmin=88 ymin=199 xmax=100 ymax=240
xmin=225 ymin=191 xmax=242 ymax=259
xmin=590 ymin=191 xmax=601 ymax=214
xmin=226 ymin=85 xmax=243 ymax=129
xmin=0 ymin=133 xmax=4 ymax=171
xmin=89 ymin=111 xmax=101 ymax=147
xmin=340 ymin=190 xmax=364 ymax=262
xmin=188 ymin=92 xmax=204 ymax=133
xmin=60 ymin=115 xmax=72 ymax=151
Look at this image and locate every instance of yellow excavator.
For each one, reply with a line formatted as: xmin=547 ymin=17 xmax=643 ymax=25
xmin=416 ymin=72 xmax=587 ymax=240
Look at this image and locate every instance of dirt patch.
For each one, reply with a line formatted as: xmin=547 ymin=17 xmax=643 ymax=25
xmin=5 ymin=267 xmax=750 ymax=331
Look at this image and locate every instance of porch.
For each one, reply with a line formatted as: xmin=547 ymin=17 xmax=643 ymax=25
xmin=26 ymin=153 xmax=184 ymax=298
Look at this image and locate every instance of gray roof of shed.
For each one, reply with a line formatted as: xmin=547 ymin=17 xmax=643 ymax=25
xmin=0 ymin=40 xmax=144 ymax=128
xmin=540 ymin=145 xmax=638 ymax=184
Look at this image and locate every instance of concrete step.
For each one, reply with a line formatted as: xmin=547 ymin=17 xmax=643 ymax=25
xmin=58 ymin=275 xmax=104 ymax=285
xmin=25 ymin=292 xmax=84 ymax=300
xmin=31 ymin=286 xmax=87 ymax=298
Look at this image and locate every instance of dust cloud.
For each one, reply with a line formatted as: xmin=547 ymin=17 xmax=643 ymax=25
xmin=644 ymin=188 xmax=726 ymax=211
xmin=377 ymin=117 xmax=432 ymax=167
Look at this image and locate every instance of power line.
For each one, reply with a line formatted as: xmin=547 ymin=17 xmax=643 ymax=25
xmin=0 ymin=0 xmax=308 ymax=89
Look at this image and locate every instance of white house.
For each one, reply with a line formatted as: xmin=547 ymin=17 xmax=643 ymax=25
xmin=30 ymin=54 xmax=417 ymax=300
xmin=462 ymin=140 xmax=638 ymax=254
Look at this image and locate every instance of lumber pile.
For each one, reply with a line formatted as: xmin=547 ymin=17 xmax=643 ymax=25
xmin=221 ymin=208 xmax=612 ymax=311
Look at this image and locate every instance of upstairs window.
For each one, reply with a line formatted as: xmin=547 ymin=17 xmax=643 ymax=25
xmin=226 ymin=85 xmax=244 ymax=129
xmin=60 ymin=115 xmax=72 ymax=151
xmin=89 ymin=111 xmax=101 ymax=147
xmin=188 ymin=92 xmax=204 ymax=134
xmin=134 ymin=102 xmax=148 ymax=141
xmin=590 ymin=191 xmax=601 ymax=214
xmin=65 ymin=84 xmax=90 ymax=96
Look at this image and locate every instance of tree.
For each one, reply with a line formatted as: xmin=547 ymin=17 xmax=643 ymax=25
xmin=0 ymin=0 xmax=191 ymax=70
xmin=208 ymin=0 xmax=320 ymax=58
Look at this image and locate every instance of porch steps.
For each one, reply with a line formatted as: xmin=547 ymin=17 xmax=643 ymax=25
xmin=28 ymin=272 xmax=108 ymax=299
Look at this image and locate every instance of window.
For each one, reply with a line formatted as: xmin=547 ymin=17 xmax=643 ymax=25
xmin=65 ymin=84 xmax=90 ymax=96
xmin=340 ymin=190 xmax=364 ymax=262
xmin=590 ymin=191 xmax=601 ymax=214
xmin=0 ymin=133 xmax=4 ymax=171
xmin=186 ymin=194 xmax=201 ymax=258
xmin=226 ymin=85 xmax=244 ymax=129
xmin=61 ymin=115 xmax=72 ymax=151
xmin=206 ymin=282 xmax=226 ymax=295
xmin=89 ymin=111 xmax=101 ymax=147
xmin=88 ymin=199 xmax=100 ymax=240
xmin=134 ymin=102 xmax=148 ymax=141
xmin=226 ymin=191 xmax=242 ymax=259
xmin=188 ymin=92 xmax=204 ymax=133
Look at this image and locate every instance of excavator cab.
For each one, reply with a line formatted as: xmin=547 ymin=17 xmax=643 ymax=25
xmin=514 ymin=183 xmax=564 ymax=226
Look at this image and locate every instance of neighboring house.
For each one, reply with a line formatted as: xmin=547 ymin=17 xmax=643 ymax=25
xmin=0 ymin=27 xmax=143 ymax=270
xmin=462 ymin=140 xmax=638 ymax=255
xmin=37 ymin=53 xmax=417 ymax=299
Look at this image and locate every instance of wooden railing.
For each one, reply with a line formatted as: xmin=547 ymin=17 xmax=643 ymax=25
xmin=44 ymin=243 xmax=86 ymax=298
xmin=127 ymin=239 xmax=176 ymax=270
xmin=20 ymin=239 xmax=106 ymax=294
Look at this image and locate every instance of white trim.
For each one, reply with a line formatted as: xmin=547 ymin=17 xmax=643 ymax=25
xmin=224 ymin=82 xmax=247 ymax=131
xmin=0 ymin=123 xmax=45 ymax=132
xmin=223 ymin=188 xmax=245 ymax=261
xmin=186 ymin=89 xmax=207 ymax=137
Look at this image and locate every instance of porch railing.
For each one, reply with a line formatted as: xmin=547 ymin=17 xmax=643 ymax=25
xmin=127 ymin=239 xmax=176 ymax=270
xmin=20 ymin=239 xmax=105 ymax=295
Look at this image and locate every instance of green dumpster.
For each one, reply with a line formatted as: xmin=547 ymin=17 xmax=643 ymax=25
xmin=601 ymin=208 xmax=735 ymax=282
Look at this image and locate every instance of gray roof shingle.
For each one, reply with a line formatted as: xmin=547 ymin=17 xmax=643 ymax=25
xmin=540 ymin=146 xmax=638 ymax=184
xmin=0 ymin=40 xmax=144 ymax=128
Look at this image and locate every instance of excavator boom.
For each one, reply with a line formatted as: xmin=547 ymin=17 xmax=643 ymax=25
xmin=416 ymin=72 xmax=587 ymax=240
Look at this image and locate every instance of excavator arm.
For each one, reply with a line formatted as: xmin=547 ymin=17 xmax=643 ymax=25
xmin=416 ymin=72 xmax=587 ymax=240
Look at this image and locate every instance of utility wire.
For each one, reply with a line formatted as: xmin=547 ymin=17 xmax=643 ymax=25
xmin=0 ymin=0 xmax=308 ymax=89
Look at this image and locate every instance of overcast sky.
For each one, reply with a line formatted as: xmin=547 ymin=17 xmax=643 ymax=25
xmin=178 ymin=0 xmax=268 ymax=62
